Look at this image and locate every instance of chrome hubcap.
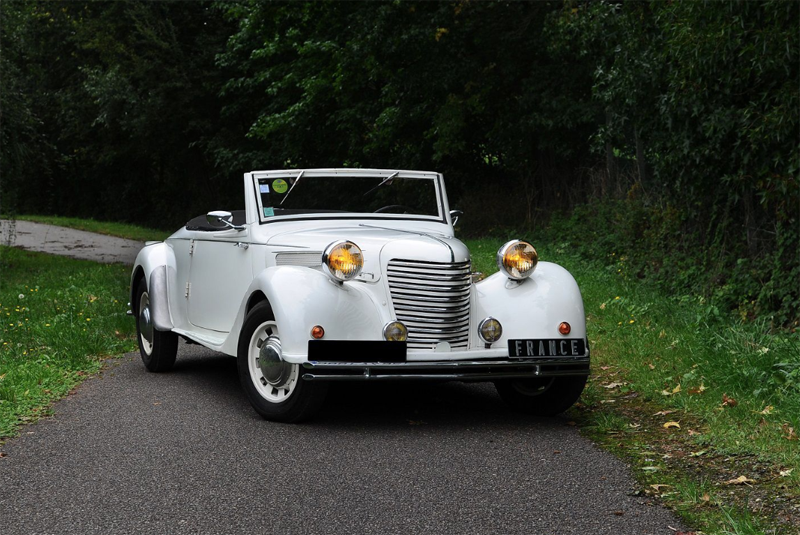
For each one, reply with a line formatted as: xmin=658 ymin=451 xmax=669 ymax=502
xmin=258 ymin=336 xmax=291 ymax=387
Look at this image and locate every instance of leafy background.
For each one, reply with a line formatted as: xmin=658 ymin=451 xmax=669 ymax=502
xmin=1 ymin=0 xmax=797 ymax=325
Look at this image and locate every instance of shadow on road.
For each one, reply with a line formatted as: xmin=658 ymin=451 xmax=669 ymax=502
xmin=166 ymin=347 xmax=570 ymax=432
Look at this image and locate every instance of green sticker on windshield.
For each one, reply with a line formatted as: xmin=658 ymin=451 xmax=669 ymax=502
xmin=272 ymin=179 xmax=288 ymax=194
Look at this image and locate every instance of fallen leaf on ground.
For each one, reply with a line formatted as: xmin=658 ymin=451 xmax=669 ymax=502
xmin=701 ymin=493 xmax=710 ymax=503
xmin=0 ymin=452 xmax=6 ymax=458
xmin=600 ymin=365 xmax=611 ymax=370
xmin=648 ymin=363 xmax=656 ymax=370
xmin=600 ymin=399 xmax=616 ymax=404
xmin=689 ymin=450 xmax=707 ymax=457
xmin=758 ymin=405 xmax=774 ymax=415
xmin=672 ymin=384 xmax=681 ymax=394
xmin=653 ymin=410 xmax=676 ymax=416
xmin=721 ymin=394 xmax=738 ymax=407
xmin=782 ymin=424 xmax=798 ymax=441
xmin=687 ymin=384 xmax=707 ymax=395
xmin=663 ymin=421 xmax=681 ymax=429
xmin=650 ymin=484 xmax=671 ymax=491
xmin=687 ymin=429 xmax=700 ymax=436
xmin=600 ymin=303 xmax=606 ymax=310
xmin=725 ymin=475 xmax=755 ymax=486
xmin=603 ymin=382 xmax=625 ymax=389
xmin=628 ymin=423 xmax=641 ymax=429
xmin=641 ymin=466 xmax=660 ymax=472
xmin=779 ymin=468 xmax=793 ymax=477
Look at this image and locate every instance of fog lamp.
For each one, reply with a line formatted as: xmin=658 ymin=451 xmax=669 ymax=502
xmin=383 ymin=321 xmax=408 ymax=342
xmin=478 ymin=317 xmax=503 ymax=343
xmin=322 ymin=240 xmax=363 ymax=282
xmin=497 ymin=240 xmax=538 ymax=280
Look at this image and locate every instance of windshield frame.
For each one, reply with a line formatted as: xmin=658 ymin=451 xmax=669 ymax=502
xmin=249 ymin=169 xmax=448 ymax=225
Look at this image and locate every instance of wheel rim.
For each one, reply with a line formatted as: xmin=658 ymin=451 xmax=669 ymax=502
xmin=138 ymin=291 xmax=154 ymax=356
xmin=512 ymin=378 xmax=555 ymax=396
xmin=247 ymin=321 xmax=298 ymax=403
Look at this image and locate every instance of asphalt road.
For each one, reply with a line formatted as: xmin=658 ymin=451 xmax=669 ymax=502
xmin=0 ymin=345 xmax=686 ymax=535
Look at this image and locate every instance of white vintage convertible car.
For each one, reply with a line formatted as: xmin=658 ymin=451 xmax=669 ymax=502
xmin=131 ymin=169 xmax=589 ymax=422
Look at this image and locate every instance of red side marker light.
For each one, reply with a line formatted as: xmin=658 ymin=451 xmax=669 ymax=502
xmin=311 ymin=325 xmax=325 ymax=339
xmin=558 ymin=322 xmax=571 ymax=335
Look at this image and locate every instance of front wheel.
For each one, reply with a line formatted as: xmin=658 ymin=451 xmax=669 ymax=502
xmin=237 ymin=301 xmax=328 ymax=423
xmin=494 ymin=375 xmax=587 ymax=416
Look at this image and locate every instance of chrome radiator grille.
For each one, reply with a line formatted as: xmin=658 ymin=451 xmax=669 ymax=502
xmin=386 ymin=259 xmax=472 ymax=350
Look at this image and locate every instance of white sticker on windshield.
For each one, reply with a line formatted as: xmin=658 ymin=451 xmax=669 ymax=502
xmin=259 ymin=183 xmax=270 ymax=193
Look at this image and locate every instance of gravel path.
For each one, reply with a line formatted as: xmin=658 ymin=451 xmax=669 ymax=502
xmin=1 ymin=219 xmax=143 ymax=264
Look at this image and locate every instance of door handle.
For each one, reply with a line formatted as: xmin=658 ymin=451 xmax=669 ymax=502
xmin=235 ymin=242 xmax=249 ymax=249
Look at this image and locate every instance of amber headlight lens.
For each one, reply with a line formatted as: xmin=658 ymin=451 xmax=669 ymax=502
xmin=478 ymin=317 xmax=503 ymax=343
xmin=497 ymin=240 xmax=538 ymax=280
xmin=383 ymin=321 xmax=408 ymax=342
xmin=322 ymin=240 xmax=364 ymax=282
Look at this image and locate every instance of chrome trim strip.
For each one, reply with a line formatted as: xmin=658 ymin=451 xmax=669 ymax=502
xmin=301 ymin=357 xmax=590 ymax=381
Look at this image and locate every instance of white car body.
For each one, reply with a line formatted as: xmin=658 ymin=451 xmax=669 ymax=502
xmin=131 ymin=169 xmax=589 ymax=420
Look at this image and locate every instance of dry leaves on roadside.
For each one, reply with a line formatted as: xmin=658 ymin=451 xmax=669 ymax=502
xmin=687 ymin=384 xmax=706 ymax=395
xmin=782 ymin=424 xmax=798 ymax=441
xmin=661 ymin=384 xmax=681 ymax=396
xmin=721 ymin=394 xmax=738 ymax=407
xmin=603 ymin=382 xmax=625 ymax=389
xmin=725 ymin=475 xmax=755 ymax=486
xmin=663 ymin=421 xmax=681 ymax=429
xmin=779 ymin=468 xmax=793 ymax=477
xmin=653 ymin=409 xmax=677 ymax=416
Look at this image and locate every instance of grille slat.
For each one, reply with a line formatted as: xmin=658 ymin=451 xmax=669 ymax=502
xmin=388 ymin=258 xmax=471 ymax=350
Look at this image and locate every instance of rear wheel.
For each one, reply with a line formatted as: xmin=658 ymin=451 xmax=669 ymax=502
xmin=135 ymin=278 xmax=178 ymax=372
xmin=237 ymin=301 xmax=328 ymax=423
xmin=494 ymin=375 xmax=587 ymax=416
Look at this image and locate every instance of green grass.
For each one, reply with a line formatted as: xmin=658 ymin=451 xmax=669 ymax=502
xmin=0 ymin=246 xmax=137 ymax=438
xmin=8 ymin=214 xmax=171 ymax=242
xmin=464 ymin=236 xmax=800 ymax=535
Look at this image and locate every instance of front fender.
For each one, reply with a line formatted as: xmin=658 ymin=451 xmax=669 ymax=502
xmin=238 ymin=267 xmax=388 ymax=363
xmin=474 ymin=261 xmax=586 ymax=343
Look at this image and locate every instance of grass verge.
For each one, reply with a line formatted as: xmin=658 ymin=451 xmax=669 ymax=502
xmin=465 ymin=236 xmax=800 ymax=535
xmin=7 ymin=214 xmax=171 ymax=242
xmin=0 ymin=246 xmax=137 ymax=439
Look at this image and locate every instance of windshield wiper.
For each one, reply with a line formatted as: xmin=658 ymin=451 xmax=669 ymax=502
xmin=279 ymin=170 xmax=304 ymax=206
xmin=362 ymin=171 xmax=400 ymax=197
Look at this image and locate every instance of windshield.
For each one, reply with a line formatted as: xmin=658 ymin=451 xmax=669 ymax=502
xmin=252 ymin=172 xmax=442 ymax=222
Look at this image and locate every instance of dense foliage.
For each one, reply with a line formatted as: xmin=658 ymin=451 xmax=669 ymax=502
xmin=1 ymin=0 xmax=797 ymax=324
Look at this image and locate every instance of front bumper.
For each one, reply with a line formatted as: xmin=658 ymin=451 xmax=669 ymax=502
xmin=301 ymin=356 xmax=590 ymax=381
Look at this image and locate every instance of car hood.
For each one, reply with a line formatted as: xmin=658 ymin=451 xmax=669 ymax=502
xmin=267 ymin=225 xmax=470 ymax=266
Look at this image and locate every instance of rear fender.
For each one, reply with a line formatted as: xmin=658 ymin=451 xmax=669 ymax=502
xmin=130 ymin=243 xmax=175 ymax=331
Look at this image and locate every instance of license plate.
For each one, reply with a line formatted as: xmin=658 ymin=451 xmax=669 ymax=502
xmin=508 ymin=339 xmax=586 ymax=358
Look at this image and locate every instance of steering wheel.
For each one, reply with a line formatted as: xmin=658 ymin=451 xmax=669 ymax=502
xmin=373 ymin=205 xmax=417 ymax=214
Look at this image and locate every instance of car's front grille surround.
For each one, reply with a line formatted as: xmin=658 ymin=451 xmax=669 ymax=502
xmin=386 ymin=259 xmax=472 ymax=350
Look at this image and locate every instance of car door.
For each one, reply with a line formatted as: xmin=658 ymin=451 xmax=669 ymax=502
xmin=188 ymin=236 xmax=253 ymax=333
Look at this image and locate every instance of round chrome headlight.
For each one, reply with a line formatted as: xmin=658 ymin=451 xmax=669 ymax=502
xmin=497 ymin=240 xmax=538 ymax=280
xmin=322 ymin=240 xmax=364 ymax=282
xmin=383 ymin=321 xmax=408 ymax=342
xmin=478 ymin=317 xmax=503 ymax=343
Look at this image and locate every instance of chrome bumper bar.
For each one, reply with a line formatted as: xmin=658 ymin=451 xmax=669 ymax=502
xmin=301 ymin=357 xmax=590 ymax=381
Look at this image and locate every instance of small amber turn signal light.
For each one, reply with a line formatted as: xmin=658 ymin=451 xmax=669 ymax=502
xmin=311 ymin=325 xmax=325 ymax=339
xmin=558 ymin=322 xmax=571 ymax=335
